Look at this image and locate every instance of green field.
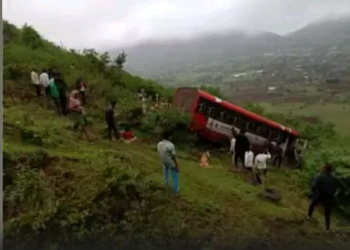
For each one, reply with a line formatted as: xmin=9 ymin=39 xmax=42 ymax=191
xmin=261 ymin=103 xmax=350 ymax=138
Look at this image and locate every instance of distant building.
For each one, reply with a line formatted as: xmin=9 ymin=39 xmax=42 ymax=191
xmin=268 ymin=86 xmax=276 ymax=91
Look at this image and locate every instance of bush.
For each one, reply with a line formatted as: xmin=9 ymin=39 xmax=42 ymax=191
xmin=140 ymin=108 xmax=195 ymax=145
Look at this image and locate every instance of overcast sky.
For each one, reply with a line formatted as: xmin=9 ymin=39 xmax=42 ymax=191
xmin=3 ymin=0 xmax=350 ymax=49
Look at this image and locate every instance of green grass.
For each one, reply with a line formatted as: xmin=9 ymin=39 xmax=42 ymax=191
xmin=261 ymin=102 xmax=350 ymax=138
xmin=4 ymin=101 xmax=350 ymax=246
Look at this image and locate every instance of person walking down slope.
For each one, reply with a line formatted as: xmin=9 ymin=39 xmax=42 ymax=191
xmin=234 ymin=129 xmax=251 ymax=171
xmin=49 ymin=73 xmax=61 ymax=115
xmin=76 ymin=78 xmax=87 ymax=105
xmin=69 ymin=90 xmax=90 ymax=140
xmin=31 ymin=68 xmax=41 ymax=97
xmin=39 ymin=69 xmax=50 ymax=96
xmin=157 ymin=131 xmax=180 ymax=193
xmin=306 ymin=164 xmax=345 ymax=232
xmin=105 ymin=101 xmax=121 ymax=141
xmin=55 ymin=72 xmax=68 ymax=116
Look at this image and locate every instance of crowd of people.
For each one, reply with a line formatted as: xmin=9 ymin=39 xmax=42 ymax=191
xmin=30 ymin=68 xmax=138 ymax=142
xmin=31 ymin=68 xmax=90 ymax=139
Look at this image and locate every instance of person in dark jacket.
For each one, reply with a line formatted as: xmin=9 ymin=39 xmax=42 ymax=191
xmin=105 ymin=101 xmax=120 ymax=141
xmin=234 ymin=129 xmax=251 ymax=171
xmin=307 ymin=164 xmax=344 ymax=231
xmin=55 ymin=72 xmax=68 ymax=116
xmin=271 ymin=142 xmax=283 ymax=168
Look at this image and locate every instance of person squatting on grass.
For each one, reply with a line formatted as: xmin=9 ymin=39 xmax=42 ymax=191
xmin=306 ymin=164 xmax=346 ymax=232
xmin=157 ymin=131 xmax=180 ymax=193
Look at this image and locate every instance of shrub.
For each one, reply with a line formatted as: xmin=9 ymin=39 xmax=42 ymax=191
xmin=140 ymin=108 xmax=195 ymax=145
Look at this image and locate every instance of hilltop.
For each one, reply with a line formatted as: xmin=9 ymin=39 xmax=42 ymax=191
xmin=3 ymin=21 xmax=350 ymax=250
xmin=111 ymin=15 xmax=350 ymax=87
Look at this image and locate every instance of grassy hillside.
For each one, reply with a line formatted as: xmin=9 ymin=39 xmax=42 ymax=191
xmin=261 ymin=103 xmax=350 ymax=138
xmin=3 ymin=21 xmax=350 ymax=250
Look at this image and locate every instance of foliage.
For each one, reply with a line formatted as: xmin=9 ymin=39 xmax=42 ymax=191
xmin=114 ymin=51 xmax=127 ymax=69
xmin=199 ymin=85 xmax=223 ymax=99
xmin=21 ymin=24 xmax=44 ymax=49
xmin=244 ymin=103 xmax=265 ymax=115
xmin=140 ymin=107 xmax=196 ymax=145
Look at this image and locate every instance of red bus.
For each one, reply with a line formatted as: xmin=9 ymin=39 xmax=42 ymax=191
xmin=172 ymin=87 xmax=301 ymax=157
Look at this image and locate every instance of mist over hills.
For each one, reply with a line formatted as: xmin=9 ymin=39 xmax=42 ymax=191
xmin=110 ymin=15 xmax=350 ymax=81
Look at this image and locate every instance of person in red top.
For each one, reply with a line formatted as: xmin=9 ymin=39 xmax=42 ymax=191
xmin=76 ymin=78 xmax=87 ymax=105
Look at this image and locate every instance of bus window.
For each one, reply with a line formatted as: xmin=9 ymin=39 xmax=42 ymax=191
xmin=197 ymin=102 xmax=206 ymax=113
xmin=207 ymin=106 xmax=215 ymax=117
xmin=259 ymin=125 xmax=268 ymax=138
xmin=235 ymin=116 xmax=246 ymax=130
xmin=247 ymin=120 xmax=257 ymax=134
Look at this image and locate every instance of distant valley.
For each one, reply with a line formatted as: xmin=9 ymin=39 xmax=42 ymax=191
xmin=110 ymin=15 xmax=350 ymax=104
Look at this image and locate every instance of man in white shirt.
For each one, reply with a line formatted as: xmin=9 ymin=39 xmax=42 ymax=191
xmin=230 ymin=135 xmax=236 ymax=167
xmin=254 ymin=150 xmax=271 ymax=185
xmin=39 ymin=69 xmax=50 ymax=96
xmin=244 ymin=147 xmax=254 ymax=171
xmin=30 ymin=68 xmax=40 ymax=97
xmin=244 ymin=147 xmax=255 ymax=182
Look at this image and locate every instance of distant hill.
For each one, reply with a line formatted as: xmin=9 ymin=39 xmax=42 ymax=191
xmin=110 ymin=15 xmax=350 ymax=80
xmin=286 ymin=15 xmax=350 ymax=47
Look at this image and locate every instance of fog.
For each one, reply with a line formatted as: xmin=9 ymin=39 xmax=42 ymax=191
xmin=3 ymin=0 xmax=350 ymax=49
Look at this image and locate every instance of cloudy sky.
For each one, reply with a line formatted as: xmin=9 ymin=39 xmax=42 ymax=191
xmin=3 ymin=0 xmax=350 ymax=49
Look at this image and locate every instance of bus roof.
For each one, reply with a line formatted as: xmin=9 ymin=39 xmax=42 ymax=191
xmin=191 ymin=88 xmax=299 ymax=137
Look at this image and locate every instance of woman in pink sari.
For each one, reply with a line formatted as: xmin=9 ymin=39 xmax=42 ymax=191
xmin=69 ymin=90 xmax=89 ymax=140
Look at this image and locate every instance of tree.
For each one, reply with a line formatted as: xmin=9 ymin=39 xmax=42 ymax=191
xmin=114 ymin=51 xmax=127 ymax=69
xmin=21 ymin=24 xmax=43 ymax=49
xmin=100 ymin=52 xmax=111 ymax=66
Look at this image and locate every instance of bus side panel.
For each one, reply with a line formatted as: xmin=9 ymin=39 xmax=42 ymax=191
xmin=190 ymin=113 xmax=230 ymax=144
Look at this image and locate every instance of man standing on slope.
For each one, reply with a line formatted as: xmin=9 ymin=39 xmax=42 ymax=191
xmin=307 ymin=164 xmax=345 ymax=232
xmin=105 ymin=101 xmax=121 ymax=141
xmin=30 ymin=68 xmax=41 ymax=97
xmin=244 ymin=146 xmax=255 ymax=182
xmin=234 ymin=129 xmax=251 ymax=171
xmin=254 ymin=149 xmax=271 ymax=187
xmin=49 ymin=73 xmax=61 ymax=116
xmin=55 ymin=72 xmax=68 ymax=116
xmin=39 ymin=69 xmax=50 ymax=96
xmin=157 ymin=131 xmax=180 ymax=193
xmin=230 ymin=128 xmax=237 ymax=169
